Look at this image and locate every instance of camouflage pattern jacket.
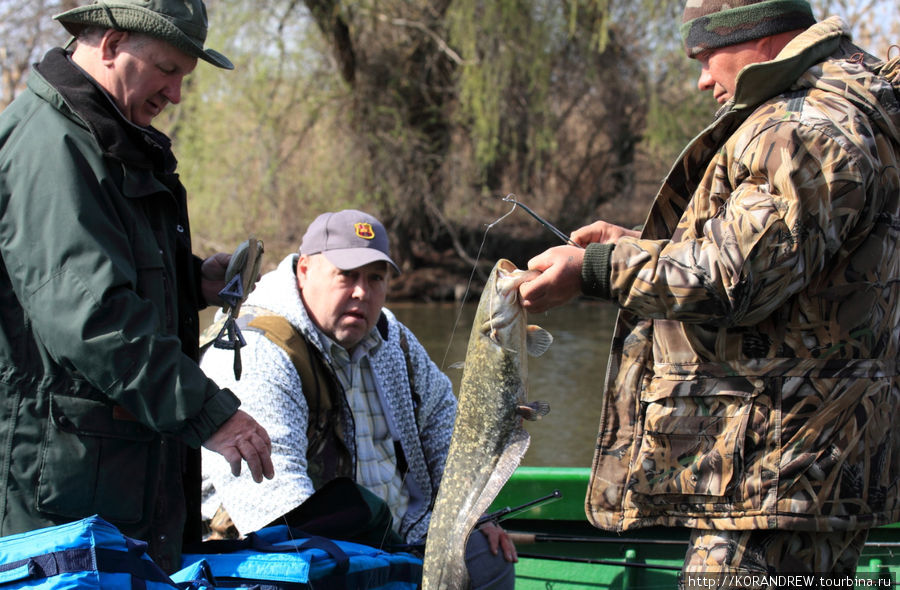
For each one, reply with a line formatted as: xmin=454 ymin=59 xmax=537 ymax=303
xmin=583 ymin=18 xmax=900 ymax=532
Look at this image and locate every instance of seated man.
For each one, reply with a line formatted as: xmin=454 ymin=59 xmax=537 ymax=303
xmin=201 ymin=210 xmax=516 ymax=588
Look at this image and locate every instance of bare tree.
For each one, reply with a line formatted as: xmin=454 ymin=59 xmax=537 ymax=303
xmin=170 ymin=0 xmax=900 ymax=295
xmin=0 ymin=0 xmax=73 ymax=108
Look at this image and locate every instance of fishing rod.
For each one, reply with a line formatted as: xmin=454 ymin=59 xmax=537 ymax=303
xmin=506 ymin=532 xmax=688 ymax=546
xmin=476 ymin=489 xmax=563 ymax=527
xmin=396 ymin=491 xmax=565 ymax=553
xmin=501 ymin=194 xmax=584 ymax=249
xmin=511 ymin=552 xmax=683 ymax=572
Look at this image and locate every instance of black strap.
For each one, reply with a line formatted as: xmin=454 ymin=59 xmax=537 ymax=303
xmin=298 ymin=536 xmax=350 ymax=575
xmin=0 ymin=547 xmax=176 ymax=590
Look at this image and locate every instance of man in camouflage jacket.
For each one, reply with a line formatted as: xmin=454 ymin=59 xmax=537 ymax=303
xmin=519 ymin=0 xmax=900 ymax=577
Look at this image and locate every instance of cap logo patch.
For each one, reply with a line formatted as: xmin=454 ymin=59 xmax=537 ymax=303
xmin=355 ymin=222 xmax=376 ymax=240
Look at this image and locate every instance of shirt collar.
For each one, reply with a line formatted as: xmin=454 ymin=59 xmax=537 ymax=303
xmin=314 ymin=323 xmax=384 ymax=364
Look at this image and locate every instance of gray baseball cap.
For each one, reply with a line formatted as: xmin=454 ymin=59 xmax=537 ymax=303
xmin=300 ymin=210 xmax=400 ymax=273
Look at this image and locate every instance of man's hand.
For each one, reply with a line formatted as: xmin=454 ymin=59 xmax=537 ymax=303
xmin=571 ymin=220 xmax=639 ymax=246
xmin=200 ymin=252 xmax=231 ymax=307
xmin=203 ymin=410 xmax=275 ymax=483
xmin=477 ymin=521 xmax=518 ymax=563
xmin=518 ymin=245 xmax=585 ymax=314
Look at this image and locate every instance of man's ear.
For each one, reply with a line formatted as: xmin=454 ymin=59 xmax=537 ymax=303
xmin=99 ymin=29 xmax=129 ymax=63
xmin=296 ymin=255 xmax=311 ymax=289
xmin=757 ymin=31 xmax=794 ymax=61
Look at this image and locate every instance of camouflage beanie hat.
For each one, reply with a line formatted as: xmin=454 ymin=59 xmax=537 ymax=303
xmin=681 ymin=0 xmax=816 ymax=58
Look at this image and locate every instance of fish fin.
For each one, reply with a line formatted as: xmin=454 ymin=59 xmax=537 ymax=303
xmin=526 ymin=325 xmax=553 ymax=357
xmin=517 ymin=401 xmax=551 ymax=421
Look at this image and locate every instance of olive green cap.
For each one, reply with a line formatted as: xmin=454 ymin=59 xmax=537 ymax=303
xmin=54 ymin=0 xmax=233 ymax=70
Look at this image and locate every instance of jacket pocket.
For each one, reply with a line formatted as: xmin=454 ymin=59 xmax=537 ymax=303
xmin=133 ymin=243 xmax=172 ymax=332
xmin=36 ymin=393 xmax=156 ymax=523
xmin=631 ymin=374 xmax=759 ymax=502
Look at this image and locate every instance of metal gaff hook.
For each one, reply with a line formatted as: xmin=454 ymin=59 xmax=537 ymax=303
xmin=501 ymin=194 xmax=584 ymax=249
xmin=487 ymin=197 xmax=518 ymax=230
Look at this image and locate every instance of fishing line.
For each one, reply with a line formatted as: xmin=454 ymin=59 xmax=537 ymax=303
xmin=439 ymin=199 xmax=518 ymax=371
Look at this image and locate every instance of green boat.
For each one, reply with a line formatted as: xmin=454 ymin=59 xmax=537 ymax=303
xmin=488 ymin=467 xmax=900 ymax=589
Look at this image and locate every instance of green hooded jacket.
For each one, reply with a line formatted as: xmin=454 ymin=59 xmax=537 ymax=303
xmin=0 ymin=49 xmax=240 ymax=571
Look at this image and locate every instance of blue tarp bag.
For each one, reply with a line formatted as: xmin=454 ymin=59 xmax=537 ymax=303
xmin=0 ymin=516 xmax=421 ymax=590
xmin=177 ymin=524 xmax=422 ymax=589
xmin=0 ymin=515 xmax=179 ymax=589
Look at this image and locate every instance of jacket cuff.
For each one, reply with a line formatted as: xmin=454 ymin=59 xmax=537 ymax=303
xmin=581 ymin=243 xmax=614 ymax=300
xmin=181 ymin=386 xmax=241 ymax=448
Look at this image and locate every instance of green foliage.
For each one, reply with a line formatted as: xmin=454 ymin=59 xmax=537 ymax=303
xmin=447 ymin=0 xmax=556 ymax=173
xmin=645 ymin=83 xmax=716 ymax=163
xmin=167 ymin=0 xmax=365 ymax=257
xmin=1 ymin=0 xmax=898 ymax=297
xmin=568 ymin=0 xmax=611 ymax=52
xmin=156 ymin=0 xmax=898 ymax=286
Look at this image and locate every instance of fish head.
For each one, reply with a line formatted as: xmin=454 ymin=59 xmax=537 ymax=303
xmin=479 ymin=259 xmax=553 ymax=357
xmin=480 ymin=259 xmax=536 ymax=347
xmin=480 ymin=259 xmax=525 ymax=338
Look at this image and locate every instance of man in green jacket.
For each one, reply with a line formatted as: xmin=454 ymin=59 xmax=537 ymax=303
xmin=519 ymin=0 xmax=900 ymax=583
xmin=0 ymin=0 xmax=274 ymax=573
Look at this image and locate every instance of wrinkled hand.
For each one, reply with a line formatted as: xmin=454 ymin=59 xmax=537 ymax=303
xmin=477 ymin=521 xmax=518 ymax=563
xmin=200 ymin=252 xmax=232 ymax=307
xmin=203 ymin=410 xmax=275 ymax=483
xmin=571 ymin=220 xmax=639 ymax=246
xmin=518 ymin=245 xmax=585 ymax=314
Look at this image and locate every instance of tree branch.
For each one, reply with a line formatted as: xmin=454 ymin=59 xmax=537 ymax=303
xmin=303 ymin=0 xmax=356 ymax=84
xmin=373 ymin=13 xmax=472 ymax=66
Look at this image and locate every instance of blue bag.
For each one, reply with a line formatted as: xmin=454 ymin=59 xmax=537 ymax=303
xmin=0 ymin=515 xmax=179 ymax=590
xmin=177 ymin=525 xmax=422 ymax=589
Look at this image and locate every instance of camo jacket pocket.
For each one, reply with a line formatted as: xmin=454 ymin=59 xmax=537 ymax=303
xmin=37 ymin=393 xmax=156 ymax=523
xmin=631 ymin=374 xmax=760 ymax=501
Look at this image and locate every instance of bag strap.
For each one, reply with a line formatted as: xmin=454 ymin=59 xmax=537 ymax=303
xmin=0 ymin=548 xmax=176 ymax=590
xmin=243 ymin=313 xmax=322 ymax=396
xmin=397 ymin=330 xmax=422 ymax=418
xmin=237 ymin=308 xmax=353 ymax=487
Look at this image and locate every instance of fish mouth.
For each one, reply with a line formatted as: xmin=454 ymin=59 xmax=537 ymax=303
xmin=493 ymin=262 xmax=525 ymax=306
xmin=496 ymin=265 xmax=539 ymax=297
xmin=497 ymin=258 xmax=517 ymax=273
xmin=481 ymin=259 xmax=528 ymax=338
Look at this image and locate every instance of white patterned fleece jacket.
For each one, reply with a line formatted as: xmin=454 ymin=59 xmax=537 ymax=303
xmin=200 ymin=254 xmax=457 ymax=542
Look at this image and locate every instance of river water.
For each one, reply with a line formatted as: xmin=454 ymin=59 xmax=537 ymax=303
xmin=203 ymin=299 xmax=619 ymax=469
